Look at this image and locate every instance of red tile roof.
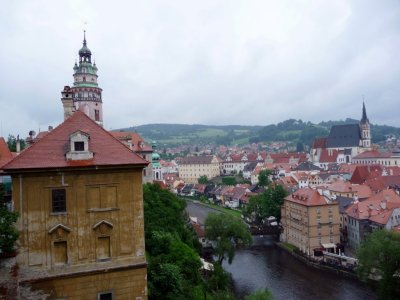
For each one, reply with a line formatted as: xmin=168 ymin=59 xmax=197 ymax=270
xmin=319 ymin=149 xmax=339 ymax=163
xmin=3 ymin=111 xmax=148 ymax=171
xmin=365 ymin=175 xmax=400 ymax=193
xmin=110 ymin=131 xmax=153 ymax=152
xmin=345 ymin=190 xmax=400 ymax=224
xmin=350 ymin=165 xmax=382 ymax=184
xmin=353 ymin=150 xmax=392 ymax=159
xmin=0 ymin=137 xmax=13 ymax=169
xmin=313 ymin=138 xmax=327 ymax=149
xmin=327 ymin=179 xmax=353 ymax=193
xmin=285 ymin=188 xmax=329 ymax=206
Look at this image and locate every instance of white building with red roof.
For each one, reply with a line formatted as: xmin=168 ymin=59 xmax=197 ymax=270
xmin=352 ymin=150 xmax=400 ymax=167
xmin=344 ymin=189 xmax=400 ymax=249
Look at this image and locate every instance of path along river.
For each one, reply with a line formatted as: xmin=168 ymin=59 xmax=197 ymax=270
xmin=186 ymin=201 xmax=377 ymax=300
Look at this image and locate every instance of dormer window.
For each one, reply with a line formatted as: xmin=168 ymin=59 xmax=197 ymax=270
xmin=66 ymin=130 xmax=93 ymax=160
xmin=74 ymin=141 xmax=84 ymax=151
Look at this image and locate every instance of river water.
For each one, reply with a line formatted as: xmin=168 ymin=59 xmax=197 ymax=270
xmin=223 ymin=236 xmax=377 ymax=300
xmin=185 ymin=202 xmax=377 ymax=300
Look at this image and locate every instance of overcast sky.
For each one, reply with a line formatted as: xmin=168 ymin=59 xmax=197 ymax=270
xmin=1 ymin=1 xmax=400 ymax=137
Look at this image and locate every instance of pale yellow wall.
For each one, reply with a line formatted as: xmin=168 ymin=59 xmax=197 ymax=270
xmin=30 ymin=266 xmax=147 ymax=300
xmin=282 ymin=199 xmax=340 ymax=255
xmin=179 ymin=163 xmax=220 ymax=183
xmin=12 ymin=167 xmax=147 ymax=299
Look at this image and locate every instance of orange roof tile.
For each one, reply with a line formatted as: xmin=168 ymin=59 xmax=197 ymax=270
xmin=285 ymin=188 xmax=329 ymax=206
xmin=0 ymin=137 xmax=13 ymax=169
xmin=110 ymin=131 xmax=153 ymax=152
xmin=345 ymin=190 xmax=400 ymax=224
xmin=4 ymin=111 xmax=148 ymax=171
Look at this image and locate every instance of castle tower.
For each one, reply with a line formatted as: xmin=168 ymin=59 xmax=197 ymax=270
xmin=61 ymin=31 xmax=103 ymax=126
xmin=360 ymin=101 xmax=371 ymax=149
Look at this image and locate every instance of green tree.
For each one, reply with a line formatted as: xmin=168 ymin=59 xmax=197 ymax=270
xmin=198 ymin=175 xmax=209 ymax=184
xmin=0 ymin=202 xmax=19 ymax=254
xmin=205 ymin=213 xmax=252 ymax=265
xmin=242 ymin=184 xmax=287 ymax=225
xmin=222 ymin=177 xmax=236 ymax=186
xmin=144 ymin=184 xmax=203 ymax=299
xmin=7 ymin=134 xmax=26 ymax=152
xmin=258 ymin=169 xmax=271 ymax=187
xmin=245 ymin=289 xmax=273 ymax=300
xmin=148 ymin=263 xmax=183 ymax=299
xmin=357 ymin=229 xmax=400 ymax=299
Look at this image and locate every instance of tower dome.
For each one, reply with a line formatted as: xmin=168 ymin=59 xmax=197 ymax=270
xmin=79 ymin=31 xmax=92 ymax=63
xmin=61 ymin=31 xmax=103 ymax=126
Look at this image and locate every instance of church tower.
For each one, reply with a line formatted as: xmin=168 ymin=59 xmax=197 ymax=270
xmin=61 ymin=31 xmax=103 ymax=126
xmin=360 ymin=102 xmax=371 ymax=149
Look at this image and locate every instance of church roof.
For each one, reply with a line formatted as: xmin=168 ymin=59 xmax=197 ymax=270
xmin=3 ymin=111 xmax=148 ymax=171
xmin=326 ymin=124 xmax=361 ymax=148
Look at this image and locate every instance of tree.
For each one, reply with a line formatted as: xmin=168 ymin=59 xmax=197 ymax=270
xmin=148 ymin=263 xmax=183 ymax=299
xmin=245 ymin=289 xmax=273 ymax=300
xmin=205 ymin=213 xmax=252 ymax=265
xmin=144 ymin=184 xmax=203 ymax=299
xmin=198 ymin=175 xmax=209 ymax=184
xmin=242 ymin=184 xmax=287 ymax=226
xmin=0 ymin=202 xmax=19 ymax=254
xmin=357 ymin=229 xmax=400 ymax=299
xmin=258 ymin=169 xmax=271 ymax=187
xmin=222 ymin=177 xmax=236 ymax=186
xmin=7 ymin=134 xmax=26 ymax=152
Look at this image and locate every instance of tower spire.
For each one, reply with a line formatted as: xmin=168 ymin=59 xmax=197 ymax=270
xmin=83 ymin=30 xmax=87 ymax=46
xmin=361 ymin=100 xmax=369 ymax=124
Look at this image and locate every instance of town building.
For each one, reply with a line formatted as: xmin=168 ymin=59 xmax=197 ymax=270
xmin=110 ymin=131 xmax=153 ymax=183
xmin=351 ymin=150 xmax=400 ymax=167
xmin=311 ymin=103 xmax=372 ymax=163
xmin=344 ymin=189 xmax=400 ymax=249
xmin=178 ymin=155 xmax=220 ymax=183
xmin=281 ymin=188 xmax=340 ymax=256
xmin=3 ymin=111 xmax=149 ymax=299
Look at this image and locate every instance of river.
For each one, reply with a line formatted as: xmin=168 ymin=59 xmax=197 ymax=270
xmin=186 ymin=201 xmax=377 ymax=300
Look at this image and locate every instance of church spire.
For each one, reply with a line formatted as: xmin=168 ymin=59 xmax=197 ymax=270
xmin=361 ymin=101 xmax=369 ymax=124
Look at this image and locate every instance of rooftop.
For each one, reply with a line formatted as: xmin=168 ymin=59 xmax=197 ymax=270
xmin=4 ymin=111 xmax=148 ymax=171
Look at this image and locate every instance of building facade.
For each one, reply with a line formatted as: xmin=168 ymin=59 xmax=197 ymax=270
xmin=178 ymin=155 xmax=220 ymax=183
xmin=3 ymin=112 xmax=148 ymax=299
xmin=281 ymin=188 xmax=340 ymax=256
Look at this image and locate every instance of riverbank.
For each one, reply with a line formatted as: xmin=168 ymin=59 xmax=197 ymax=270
xmin=275 ymin=242 xmax=358 ymax=280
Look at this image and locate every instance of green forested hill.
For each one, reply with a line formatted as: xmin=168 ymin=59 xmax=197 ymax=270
xmin=119 ymin=119 xmax=400 ymax=147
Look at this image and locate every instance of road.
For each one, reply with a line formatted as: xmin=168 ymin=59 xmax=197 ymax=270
xmin=185 ymin=200 xmax=222 ymax=225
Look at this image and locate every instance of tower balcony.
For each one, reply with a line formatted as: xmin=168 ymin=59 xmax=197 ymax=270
xmin=73 ymin=97 xmax=102 ymax=102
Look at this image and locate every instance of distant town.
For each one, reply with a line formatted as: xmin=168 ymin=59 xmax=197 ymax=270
xmin=1 ymin=32 xmax=399 ymax=299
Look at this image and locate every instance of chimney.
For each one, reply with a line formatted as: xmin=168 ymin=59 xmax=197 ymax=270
xmin=16 ymin=135 xmax=21 ymax=153
xmin=61 ymin=86 xmax=75 ymax=120
xmin=380 ymin=200 xmax=387 ymax=210
xmin=48 ymin=126 xmax=53 ymax=132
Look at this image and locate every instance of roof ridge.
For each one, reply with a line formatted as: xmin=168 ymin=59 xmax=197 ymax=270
xmin=2 ymin=114 xmax=73 ymax=169
xmin=3 ymin=111 xmax=148 ymax=170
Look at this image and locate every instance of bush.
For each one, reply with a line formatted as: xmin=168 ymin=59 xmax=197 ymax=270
xmin=0 ymin=204 xmax=19 ymax=254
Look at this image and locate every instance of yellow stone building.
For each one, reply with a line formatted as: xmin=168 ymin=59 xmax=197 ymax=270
xmin=281 ymin=188 xmax=340 ymax=256
xmin=178 ymin=155 xmax=220 ymax=183
xmin=3 ymin=111 xmax=148 ymax=299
